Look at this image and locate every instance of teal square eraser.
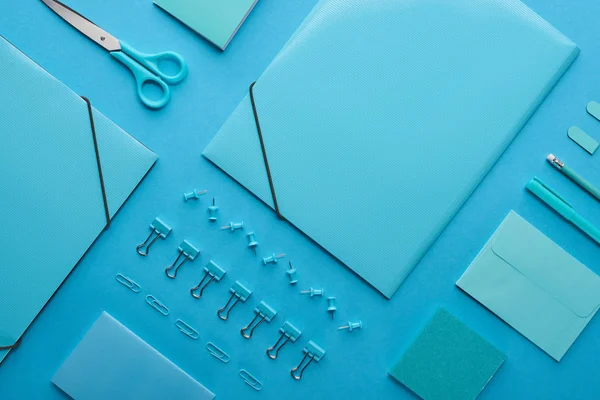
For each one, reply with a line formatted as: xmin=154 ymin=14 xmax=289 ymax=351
xmin=389 ymin=308 xmax=505 ymax=400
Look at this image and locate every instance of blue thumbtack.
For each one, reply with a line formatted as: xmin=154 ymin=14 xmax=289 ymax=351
xmin=218 ymin=281 xmax=253 ymax=320
xmin=338 ymin=320 xmax=363 ymax=332
xmin=246 ymin=232 xmax=259 ymax=254
xmin=286 ymin=262 xmax=298 ymax=285
xmin=241 ymin=301 xmax=277 ymax=339
xmin=208 ymin=198 xmax=219 ymax=222
xmin=190 ymin=260 xmax=226 ymax=299
xmin=183 ymin=189 xmax=207 ymax=201
xmin=165 ymin=240 xmax=200 ymax=279
xmin=136 ymin=217 xmax=172 ymax=257
xmin=326 ymin=297 xmax=337 ymax=319
xmin=267 ymin=321 xmax=302 ymax=359
xmin=263 ymin=253 xmax=285 ymax=265
xmin=221 ymin=221 xmax=244 ymax=232
xmin=291 ymin=341 xmax=325 ymax=380
xmin=300 ymin=288 xmax=324 ymax=298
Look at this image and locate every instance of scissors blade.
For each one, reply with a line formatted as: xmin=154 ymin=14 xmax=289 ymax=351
xmin=41 ymin=0 xmax=121 ymax=52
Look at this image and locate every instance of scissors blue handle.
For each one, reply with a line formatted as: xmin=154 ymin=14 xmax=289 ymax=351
xmin=110 ymin=41 xmax=188 ymax=109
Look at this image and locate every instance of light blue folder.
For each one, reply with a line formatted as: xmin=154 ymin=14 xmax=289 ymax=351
xmin=52 ymin=313 xmax=215 ymax=399
xmin=203 ymin=0 xmax=579 ymax=298
xmin=457 ymin=211 xmax=600 ymax=361
xmin=0 ymin=37 xmax=157 ymax=362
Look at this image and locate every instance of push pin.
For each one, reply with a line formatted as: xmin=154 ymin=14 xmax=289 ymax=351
xmin=183 ymin=189 xmax=207 ymax=201
xmin=300 ymin=288 xmax=324 ymax=298
xmin=286 ymin=262 xmax=298 ymax=285
xmin=190 ymin=261 xmax=226 ymax=299
xmin=290 ymin=341 xmax=325 ymax=380
xmin=165 ymin=240 xmax=200 ymax=279
xmin=246 ymin=232 xmax=259 ymax=254
xmin=263 ymin=253 xmax=285 ymax=265
xmin=207 ymin=198 xmax=219 ymax=222
xmin=218 ymin=281 xmax=252 ymax=320
xmin=326 ymin=297 xmax=337 ymax=319
xmin=338 ymin=320 xmax=363 ymax=332
xmin=136 ymin=217 xmax=172 ymax=257
xmin=241 ymin=301 xmax=277 ymax=339
xmin=266 ymin=321 xmax=302 ymax=360
xmin=221 ymin=221 xmax=244 ymax=232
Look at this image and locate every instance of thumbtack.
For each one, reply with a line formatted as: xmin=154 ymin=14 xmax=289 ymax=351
xmin=263 ymin=253 xmax=285 ymax=265
xmin=338 ymin=320 xmax=363 ymax=332
xmin=183 ymin=189 xmax=207 ymax=201
xmin=136 ymin=217 xmax=172 ymax=257
xmin=221 ymin=221 xmax=244 ymax=232
xmin=290 ymin=341 xmax=325 ymax=381
xmin=208 ymin=198 xmax=219 ymax=222
xmin=165 ymin=240 xmax=200 ymax=279
xmin=246 ymin=232 xmax=259 ymax=254
xmin=300 ymin=288 xmax=324 ymax=298
xmin=326 ymin=297 xmax=337 ymax=319
xmin=241 ymin=301 xmax=277 ymax=339
xmin=286 ymin=262 xmax=298 ymax=285
xmin=190 ymin=260 xmax=226 ymax=299
xmin=218 ymin=281 xmax=252 ymax=320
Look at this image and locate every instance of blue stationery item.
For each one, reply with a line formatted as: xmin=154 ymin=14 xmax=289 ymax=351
xmin=526 ymin=177 xmax=600 ymax=244
xmin=137 ymin=217 xmax=172 ymax=256
xmin=241 ymin=301 xmax=277 ymax=339
xmin=52 ymin=313 xmax=215 ymax=399
xmin=587 ymin=101 xmax=600 ymax=122
xmin=457 ymin=211 xmax=600 ymax=361
xmin=203 ymin=0 xmax=579 ymax=299
xmin=547 ymin=154 xmax=600 ymax=201
xmin=153 ymin=0 xmax=259 ymax=50
xmin=291 ymin=341 xmax=325 ymax=381
xmin=267 ymin=321 xmax=302 ymax=359
xmin=190 ymin=260 xmax=227 ymax=299
xmin=42 ymin=0 xmax=187 ymax=109
xmin=218 ymin=280 xmax=253 ymax=320
xmin=165 ymin=239 xmax=201 ymax=278
xmin=0 ymin=36 xmax=157 ymax=362
xmin=568 ymin=126 xmax=598 ymax=155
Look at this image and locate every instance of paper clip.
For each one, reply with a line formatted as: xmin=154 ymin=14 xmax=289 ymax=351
xmin=175 ymin=319 xmax=199 ymax=340
xmin=241 ymin=301 xmax=276 ymax=339
xmin=239 ymin=369 xmax=263 ymax=391
xmin=190 ymin=260 xmax=226 ymax=299
xmin=115 ymin=273 xmax=141 ymax=293
xmin=267 ymin=321 xmax=302 ymax=359
xmin=165 ymin=240 xmax=200 ymax=279
xmin=218 ymin=281 xmax=252 ymax=320
xmin=145 ymin=295 xmax=169 ymax=316
xmin=291 ymin=341 xmax=325 ymax=380
xmin=136 ymin=217 xmax=172 ymax=256
xmin=206 ymin=342 xmax=230 ymax=363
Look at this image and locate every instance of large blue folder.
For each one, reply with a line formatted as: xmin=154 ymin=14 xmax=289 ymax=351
xmin=0 ymin=36 xmax=157 ymax=362
xmin=203 ymin=0 xmax=579 ymax=298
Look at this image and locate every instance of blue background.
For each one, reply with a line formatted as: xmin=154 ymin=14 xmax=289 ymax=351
xmin=0 ymin=0 xmax=599 ymax=398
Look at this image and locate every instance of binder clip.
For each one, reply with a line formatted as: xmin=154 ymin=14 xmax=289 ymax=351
xmin=207 ymin=198 xmax=219 ymax=222
xmin=183 ymin=188 xmax=207 ymax=201
xmin=241 ymin=301 xmax=277 ymax=339
xmin=263 ymin=253 xmax=285 ymax=265
xmin=190 ymin=260 xmax=226 ymax=299
xmin=165 ymin=240 xmax=200 ymax=279
xmin=266 ymin=321 xmax=302 ymax=359
xmin=218 ymin=281 xmax=252 ymax=320
xmin=291 ymin=341 xmax=325 ymax=380
xmin=136 ymin=218 xmax=172 ymax=256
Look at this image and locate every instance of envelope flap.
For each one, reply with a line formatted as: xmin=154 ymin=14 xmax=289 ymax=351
xmin=491 ymin=212 xmax=600 ymax=318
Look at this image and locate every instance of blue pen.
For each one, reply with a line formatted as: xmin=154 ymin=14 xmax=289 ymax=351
xmin=526 ymin=177 xmax=600 ymax=245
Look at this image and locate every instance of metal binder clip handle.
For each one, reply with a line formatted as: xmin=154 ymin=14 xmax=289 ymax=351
xmin=217 ymin=293 xmax=241 ymax=321
xmin=190 ymin=273 xmax=215 ymax=299
xmin=267 ymin=334 xmax=291 ymax=360
xmin=241 ymin=314 xmax=266 ymax=339
xmin=136 ymin=230 xmax=161 ymax=256
xmin=165 ymin=252 xmax=190 ymax=279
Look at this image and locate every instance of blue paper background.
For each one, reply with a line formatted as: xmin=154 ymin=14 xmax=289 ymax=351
xmin=0 ymin=0 xmax=598 ymax=398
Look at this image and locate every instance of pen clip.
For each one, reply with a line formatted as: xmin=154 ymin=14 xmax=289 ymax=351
xmin=531 ymin=177 xmax=573 ymax=208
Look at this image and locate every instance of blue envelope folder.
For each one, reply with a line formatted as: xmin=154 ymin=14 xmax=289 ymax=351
xmin=0 ymin=36 xmax=157 ymax=362
xmin=457 ymin=211 xmax=600 ymax=361
xmin=203 ymin=0 xmax=579 ymax=298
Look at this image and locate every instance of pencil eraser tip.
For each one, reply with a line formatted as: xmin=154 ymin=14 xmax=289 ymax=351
xmin=547 ymin=154 xmax=555 ymax=162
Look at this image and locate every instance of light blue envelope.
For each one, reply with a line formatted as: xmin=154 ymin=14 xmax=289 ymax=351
xmin=0 ymin=36 xmax=157 ymax=362
xmin=52 ymin=313 xmax=215 ymax=400
xmin=203 ymin=0 xmax=579 ymax=298
xmin=457 ymin=211 xmax=600 ymax=362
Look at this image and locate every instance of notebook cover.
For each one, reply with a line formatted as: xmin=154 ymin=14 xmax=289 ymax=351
xmin=52 ymin=313 xmax=215 ymax=400
xmin=389 ymin=308 xmax=506 ymax=400
xmin=154 ymin=0 xmax=258 ymax=50
xmin=0 ymin=36 xmax=157 ymax=363
xmin=203 ymin=0 xmax=579 ymax=298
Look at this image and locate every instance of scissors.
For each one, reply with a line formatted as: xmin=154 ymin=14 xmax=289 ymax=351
xmin=41 ymin=0 xmax=188 ymax=109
